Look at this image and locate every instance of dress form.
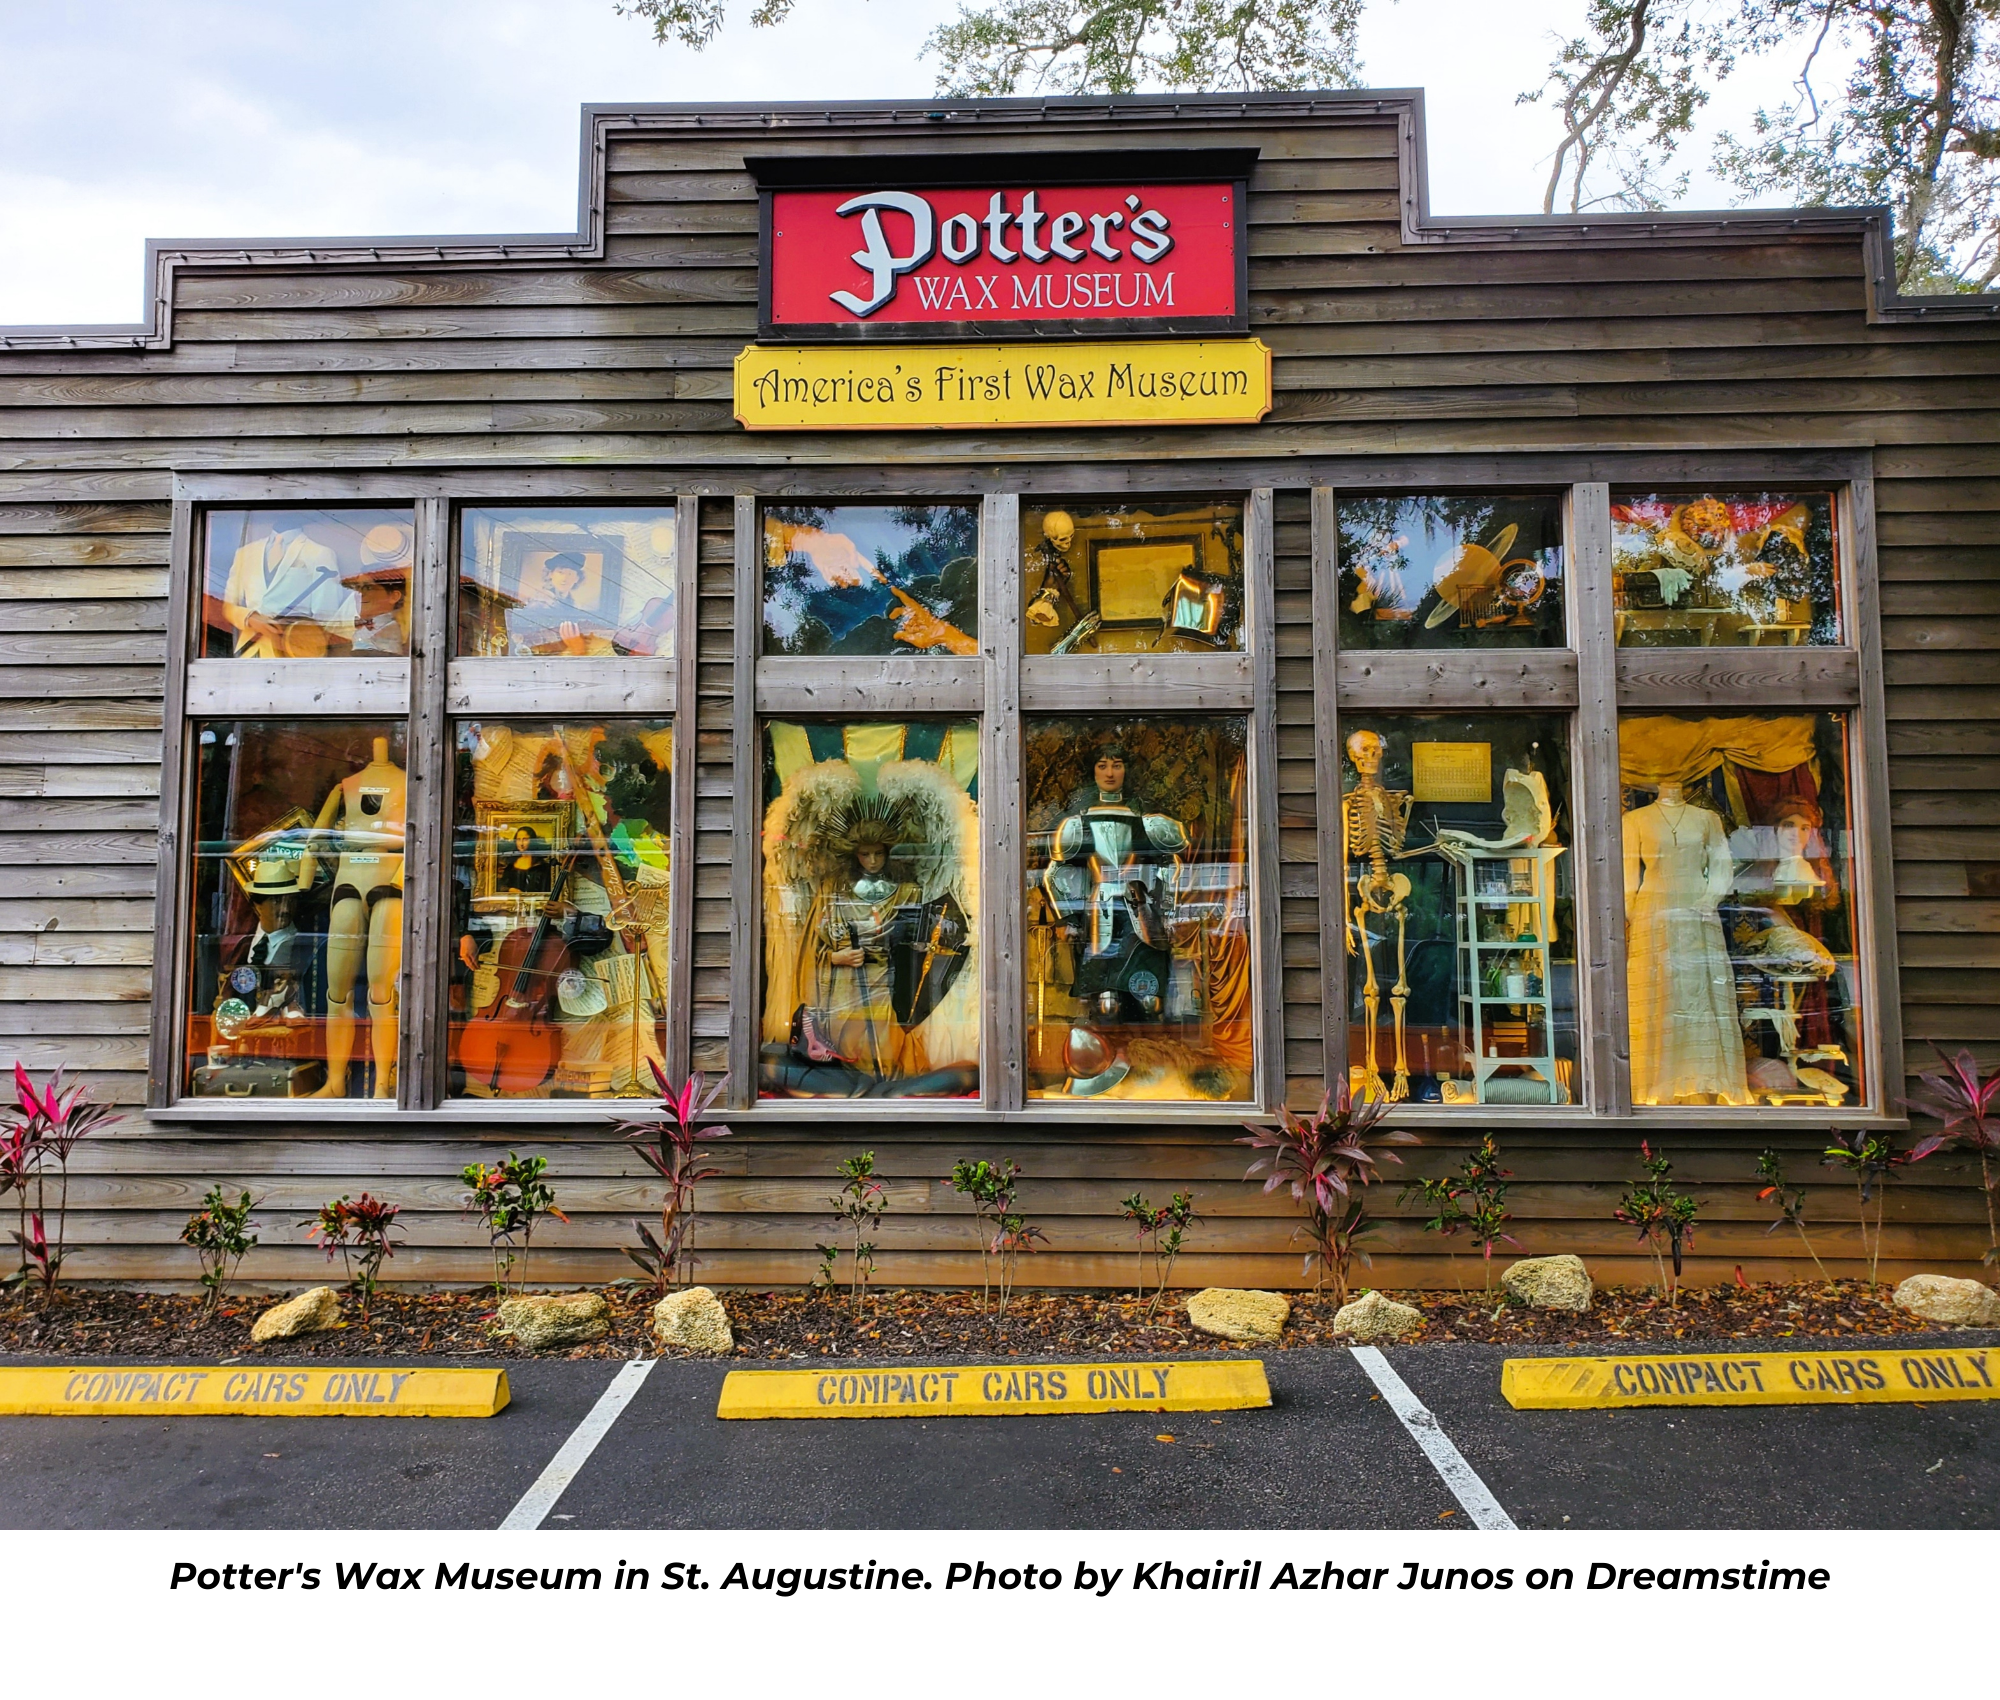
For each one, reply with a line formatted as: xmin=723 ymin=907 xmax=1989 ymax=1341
xmin=302 ymin=738 xmax=407 ymax=1098
xmin=1623 ymin=780 xmax=1749 ymax=1104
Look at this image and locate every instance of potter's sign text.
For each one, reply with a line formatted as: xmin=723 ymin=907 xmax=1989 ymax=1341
xmin=734 ymin=339 xmax=1272 ymax=432
xmin=765 ymin=183 xmax=1241 ymax=336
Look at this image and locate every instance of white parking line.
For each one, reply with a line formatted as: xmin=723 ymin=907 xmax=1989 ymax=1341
xmin=1349 ymin=1345 xmax=1517 ymax=1530
xmin=500 ymin=1357 xmax=657 ymax=1530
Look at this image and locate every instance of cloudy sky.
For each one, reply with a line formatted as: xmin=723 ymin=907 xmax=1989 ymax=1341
xmin=1 ymin=0 xmax=1830 ymax=326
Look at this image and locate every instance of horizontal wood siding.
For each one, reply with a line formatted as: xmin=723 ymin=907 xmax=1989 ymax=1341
xmin=0 ymin=102 xmax=1991 ymax=1289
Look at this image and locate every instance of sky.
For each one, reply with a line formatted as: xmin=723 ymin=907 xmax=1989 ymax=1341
xmin=0 ymin=0 xmax=1847 ymax=327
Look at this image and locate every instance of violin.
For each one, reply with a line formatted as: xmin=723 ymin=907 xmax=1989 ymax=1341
xmin=459 ymin=861 xmax=573 ymax=1095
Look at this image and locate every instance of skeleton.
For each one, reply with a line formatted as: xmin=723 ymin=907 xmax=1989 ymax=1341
xmin=1342 ymin=729 xmax=1415 ymax=1102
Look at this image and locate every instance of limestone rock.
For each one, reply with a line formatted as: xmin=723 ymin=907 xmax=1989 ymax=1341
xmin=496 ymin=1292 xmax=610 ymax=1350
xmin=250 ymin=1286 xmax=342 ymax=1343
xmin=652 ymin=1286 xmax=734 ymax=1354
xmin=1331 ymin=1289 xmax=1424 ymax=1343
xmin=1892 ymin=1274 xmax=2000 ymax=1327
xmin=1502 ymin=1254 xmax=1594 ymax=1312
xmin=1187 ymin=1288 xmax=1291 ymax=1342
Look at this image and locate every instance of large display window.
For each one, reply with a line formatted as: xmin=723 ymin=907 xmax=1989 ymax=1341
xmin=1336 ymin=494 xmax=1566 ymax=649
xmin=1612 ymin=491 xmax=1841 ymax=646
xmin=449 ymin=719 xmax=674 ymax=1099
xmin=1337 ymin=714 xmax=1578 ymax=1106
xmin=457 ymin=506 xmax=678 ymax=658
xmin=1023 ymin=715 xmax=1253 ymax=1102
xmin=1019 ymin=499 xmax=1245 ymax=655
xmin=201 ymin=508 xmax=414 ymax=659
xmin=762 ymin=504 xmax=979 ymax=656
xmin=1619 ymin=711 xmax=1864 ymax=1109
xmin=186 ymin=720 xmax=408 ymax=1099
xmin=758 ymin=719 xmax=981 ymax=1098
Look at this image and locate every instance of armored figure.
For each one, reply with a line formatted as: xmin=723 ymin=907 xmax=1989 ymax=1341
xmin=1343 ymin=729 xmax=1416 ymax=1102
xmin=1042 ymin=745 xmax=1190 ymax=1094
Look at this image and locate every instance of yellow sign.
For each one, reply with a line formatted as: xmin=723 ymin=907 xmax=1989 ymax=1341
xmin=0 ymin=1365 xmax=510 ymax=1418
xmin=1412 ymin=742 xmax=1493 ymax=804
xmin=1503 ymin=1347 xmax=1999 ymax=1410
xmin=717 ymin=1358 xmax=1271 ymax=1419
xmin=734 ymin=339 xmax=1273 ymax=432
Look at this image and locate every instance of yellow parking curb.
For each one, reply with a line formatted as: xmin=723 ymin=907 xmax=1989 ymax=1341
xmin=1503 ymin=1346 xmax=1998 ymax=1410
xmin=718 ymin=1359 xmax=1271 ymax=1419
xmin=0 ymin=1365 xmax=510 ymax=1417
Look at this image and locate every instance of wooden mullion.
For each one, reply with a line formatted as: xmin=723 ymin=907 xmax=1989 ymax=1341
xmin=757 ymin=654 xmax=982 ymax=715
xmin=1843 ymin=472 xmax=1905 ymax=1113
xmin=1335 ymin=649 xmax=1578 ymax=712
xmin=726 ymin=494 xmax=760 ymax=1110
xmin=1309 ymin=486 xmax=1347 ymax=1101
xmin=145 ymin=496 xmax=197 ymax=1111
xmin=399 ymin=496 xmax=452 ymax=1111
xmin=664 ymin=492 xmax=703 ymax=1084
xmin=1570 ymin=481 xmax=1631 ymax=1116
xmin=183 ymin=658 xmax=411 ymax=717
xmin=1247 ymin=487 xmax=1285 ymax=1112
xmin=981 ymin=492 xmax=1024 ymax=1113
xmin=1614 ymin=647 xmax=1861 ymax=710
xmin=445 ymin=655 xmax=675 ymax=718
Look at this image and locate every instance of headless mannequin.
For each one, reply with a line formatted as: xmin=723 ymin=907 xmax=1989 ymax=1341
xmin=301 ymin=738 xmax=407 ymax=1098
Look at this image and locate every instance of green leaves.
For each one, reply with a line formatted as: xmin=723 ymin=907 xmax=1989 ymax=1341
xmin=460 ymin=1152 xmax=565 ymax=1296
xmin=180 ymin=1186 xmax=259 ymax=1316
xmin=1613 ymin=1140 xmax=1698 ymax=1300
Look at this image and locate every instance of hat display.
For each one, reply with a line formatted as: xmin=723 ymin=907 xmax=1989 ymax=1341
xmin=359 ymin=523 xmax=413 ymax=567
xmin=226 ymin=812 xmax=315 ymax=896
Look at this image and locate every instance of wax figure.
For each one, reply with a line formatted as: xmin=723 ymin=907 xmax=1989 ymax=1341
xmin=221 ymin=523 xmax=353 ymax=658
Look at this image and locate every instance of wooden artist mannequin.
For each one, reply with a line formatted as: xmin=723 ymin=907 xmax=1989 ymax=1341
xmin=300 ymin=738 xmax=407 ymax=1098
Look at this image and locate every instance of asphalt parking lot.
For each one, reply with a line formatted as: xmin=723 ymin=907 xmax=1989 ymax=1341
xmin=3 ymin=1339 xmax=1995 ymax=1530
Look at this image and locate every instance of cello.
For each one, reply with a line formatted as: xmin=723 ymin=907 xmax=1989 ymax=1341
xmin=460 ymin=860 xmax=573 ymax=1095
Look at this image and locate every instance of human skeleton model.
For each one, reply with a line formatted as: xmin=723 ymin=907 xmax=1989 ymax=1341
xmin=1342 ymin=730 xmax=1415 ymax=1102
xmin=299 ymin=738 xmax=407 ymax=1099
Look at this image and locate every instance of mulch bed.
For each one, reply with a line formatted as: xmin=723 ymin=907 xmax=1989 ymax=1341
xmin=0 ymin=1279 xmax=1974 ymax=1362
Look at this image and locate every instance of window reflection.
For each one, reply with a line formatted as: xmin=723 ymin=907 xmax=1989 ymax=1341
xmin=186 ymin=720 xmax=407 ymax=1099
xmin=1337 ymin=495 xmax=1565 ymax=648
xmin=1612 ymin=492 xmax=1840 ymax=646
xmin=1021 ymin=499 xmax=1245 ymax=655
xmin=762 ymin=505 xmax=979 ymax=656
xmin=1025 ymin=716 xmax=1253 ymax=1101
xmin=759 ymin=720 xmax=981 ymax=1098
xmin=450 ymin=720 xmax=673 ymax=1099
xmin=457 ymin=507 xmax=677 ymax=658
xmin=201 ymin=509 xmax=414 ymax=659
xmin=1620 ymin=711 xmax=1863 ymax=1107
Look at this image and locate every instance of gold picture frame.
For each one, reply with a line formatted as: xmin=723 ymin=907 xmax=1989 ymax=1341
xmin=473 ymin=801 xmax=573 ymax=899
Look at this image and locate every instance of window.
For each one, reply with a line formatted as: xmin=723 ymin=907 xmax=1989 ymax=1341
xmin=762 ymin=504 xmax=979 ymax=656
xmin=1024 ymin=715 xmax=1253 ymax=1101
xmin=201 ymin=508 xmax=414 ymax=659
xmin=1612 ymin=491 xmax=1841 ymax=646
xmin=756 ymin=719 xmax=981 ymax=1098
xmin=1337 ymin=494 xmax=1565 ymax=649
xmin=1020 ymin=498 xmax=1245 ymax=655
xmin=186 ymin=720 xmax=407 ymax=1099
xmin=450 ymin=719 xmax=675 ymax=1100
xmin=1619 ymin=711 xmax=1864 ymax=1108
xmin=458 ymin=506 xmax=678 ymax=658
xmin=1335 ymin=714 xmax=1578 ymax=1106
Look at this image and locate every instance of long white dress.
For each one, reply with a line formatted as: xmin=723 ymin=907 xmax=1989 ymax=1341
xmin=1624 ymin=799 xmax=1750 ymax=1105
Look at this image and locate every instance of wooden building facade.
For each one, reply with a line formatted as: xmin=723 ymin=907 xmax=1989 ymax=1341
xmin=2 ymin=92 xmax=1995 ymax=1289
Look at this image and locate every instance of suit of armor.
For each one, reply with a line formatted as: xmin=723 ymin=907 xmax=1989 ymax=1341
xmin=1343 ymin=729 xmax=1415 ymax=1102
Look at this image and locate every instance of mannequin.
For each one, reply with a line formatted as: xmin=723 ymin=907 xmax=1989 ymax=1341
xmin=301 ymin=738 xmax=407 ymax=1098
xmin=1623 ymin=779 xmax=1749 ymax=1105
xmin=222 ymin=525 xmax=351 ymax=658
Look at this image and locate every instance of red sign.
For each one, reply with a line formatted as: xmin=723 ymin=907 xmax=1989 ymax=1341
xmin=764 ymin=182 xmax=1242 ymax=338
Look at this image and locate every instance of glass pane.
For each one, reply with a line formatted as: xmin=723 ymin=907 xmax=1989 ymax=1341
xmin=758 ymin=719 xmax=980 ymax=1098
xmin=1620 ymin=711 xmax=1864 ymax=1107
xmin=1612 ymin=492 xmax=1841 ymax=646
xmin=186 ymin=720 xmax=406 ymax=1099
xmin=1021 ymin=498 xmax=1245 ymax=655
xmin=1337 ymin=494 xmax=1565 ymax=648
xmin=457 ymin=506 xmax=678 ymax=658
xmin=450 ymin=720 xmax=674 ymax=1099
xmin=1025 ymin=716 xmax=1253 ymax=1101
xmin=1338 ymin=715 xmax=1578 ymax=1106
xmin=762 ymin=504 xmax=979 ymax=656
xmin=200 ymin=509 xmax=414 ymax=659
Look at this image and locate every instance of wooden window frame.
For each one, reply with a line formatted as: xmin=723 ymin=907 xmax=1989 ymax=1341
xmin=726 ymin=488 xmax=1285 ymax=1123
xmin=147 ymin=487 xmax=702 ymax=1123
xmin=1313 ymin=466 xmax=1901 ymax=1131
